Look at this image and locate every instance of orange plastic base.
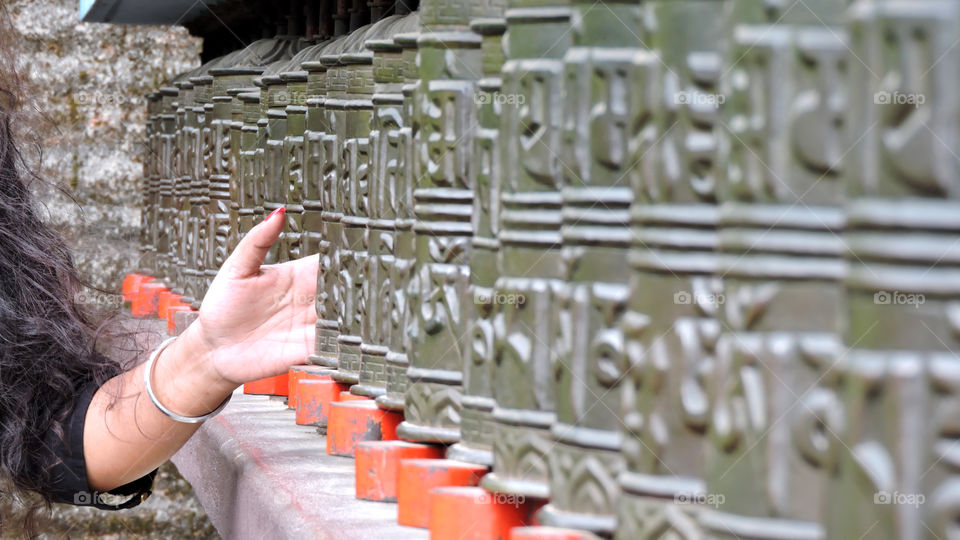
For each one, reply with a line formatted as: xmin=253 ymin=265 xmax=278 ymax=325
xmin=122 ymin=273 xmax=152 ymax=302
xmin=132 ymin=282 xmax=166 ymax=318
xmin=354 ymin=441 xmax=444 ymax=502
xmin=339 ymin=391 xmax=370 ymax=402
xmin=295 ymin=378 xmax=349 ymax=426
xmin=396 ymin=459 xmax=488 ymax=529
xmin=430 ymin=486 xmax=538 ymax=540
xmin=243 ymin=372 xmax=290 ymax=396
xmin=167 ymin=305 xmax=191 ymax=335
xmin=287 ymin=365 xmax=334 ymax=409
xmin=326 ymin=400 xmax=402 ymax=457
xmin=171 ymin=305 xmax=197 ymax=335
xmin=509 ymin=527 xmax=600 ymax=540
xmin=157 ymin=290 xmax=183 ymax=319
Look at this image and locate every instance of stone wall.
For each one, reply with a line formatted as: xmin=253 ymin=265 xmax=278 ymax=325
xmin=8 ymin=0 xmax=200 ymax=293
xmin=4 ymin=0 xmax=217 ymax=536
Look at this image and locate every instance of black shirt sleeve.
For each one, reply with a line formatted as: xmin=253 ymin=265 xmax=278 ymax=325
xmin=44 ymin=380 xmax=158 ymax=510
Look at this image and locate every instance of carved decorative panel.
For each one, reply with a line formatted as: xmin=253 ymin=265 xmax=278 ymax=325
xmin=303 ymin=28 xmax=356 ymax=371
xmin=140 ymin=93 xmax=161 ymax=276
xmin=535 ymin=1 xmax=650 ymax=534
xmin=154 ymin=87 xmax=179 ymax=285
xmin=356 ymin=13 xmax=422 ymax=400
xmin=699 ymin=1 xmax=848 ymax=537
xmin=616 ymin=1 xmax=721 ymax=538
xmin=447 ymin=11 xmax=507 ymax=467
xmin=377 ymin=29 xmax=421 ymax=412
xmin=331 ymin=17 xmax=390 ymax=387
xmin=480 ymin=0 xmax=571 ymax=502
xmin=824 ymin=2 xmax=960 ymax=539
xmin=395 ymin=0 xmax=481 ymax=444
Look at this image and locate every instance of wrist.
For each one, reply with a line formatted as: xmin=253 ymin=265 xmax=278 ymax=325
xmin=150 ymin=323 xmax=238 ymax=417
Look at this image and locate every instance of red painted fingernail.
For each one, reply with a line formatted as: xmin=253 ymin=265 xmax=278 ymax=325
xmin=266 ymin=207 xmax=285 ymax=221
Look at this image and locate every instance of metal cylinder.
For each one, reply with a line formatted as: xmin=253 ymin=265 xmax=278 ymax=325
xmin=395 ymin=0 xmax=482 ymax=444
xmin=479 ymin=0 xmax=571 ymax=502
xmin=446 ymin=13 xmax=507 ymax=467
xmin=355 ymin=13 xmax=422 ymax=399
xmin=376 ymin=28 xmax=420 ymax=412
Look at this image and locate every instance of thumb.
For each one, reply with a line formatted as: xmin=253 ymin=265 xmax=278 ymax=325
xmin=224 ymin=207 xmax=285 ymax=278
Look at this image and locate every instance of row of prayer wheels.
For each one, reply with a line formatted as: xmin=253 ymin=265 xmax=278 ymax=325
xmin=136 ymin=0 xmax=960 ymax=538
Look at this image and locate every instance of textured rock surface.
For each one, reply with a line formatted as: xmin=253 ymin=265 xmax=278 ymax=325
xmin=5 ymin=1 xmax=217 ymax=537
xmin=1 ymin=462 xmax=218 ymax=539
xmin=8 ymin=0 xmax=200 ymax=293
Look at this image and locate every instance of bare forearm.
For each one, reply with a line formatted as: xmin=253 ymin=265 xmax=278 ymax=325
xmin=82 ymin=323 xmax=235 ymax=491
xmin=81 ymin=212 xmax=316 ymax=491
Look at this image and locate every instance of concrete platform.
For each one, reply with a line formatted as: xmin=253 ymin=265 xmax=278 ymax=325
xmin=172 ymin=389 xmax=429 ymax=540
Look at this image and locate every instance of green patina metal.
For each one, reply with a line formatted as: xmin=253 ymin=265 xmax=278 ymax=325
xmin=376 ymin=26 xmax=421 ymax=413
xmin=354 ymin=12 xmax=423 ymax=400
xmin=480 ymin=0 xmax=571 ymax=502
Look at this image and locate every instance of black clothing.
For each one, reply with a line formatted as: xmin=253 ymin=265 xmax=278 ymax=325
xmin=44 ymin=380 xmax=157 ymax=510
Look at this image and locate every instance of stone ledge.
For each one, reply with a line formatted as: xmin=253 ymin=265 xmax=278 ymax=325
xmin=172 ymin=390 xmax=429 ymax=540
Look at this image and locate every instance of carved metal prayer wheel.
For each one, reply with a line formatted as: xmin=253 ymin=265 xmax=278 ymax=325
xmin=260 ymin=62 xmax=293 ymax=266
xmin=536 ymin=0 xmax=646 ymax=533
xmin=291 ymin=28 xmax=340 ymax=368
xmin=615 ymin=2 xmax=719 ymax=537
xmin=821 ymin=2 xmax=960 ymax=539
xmin=277 ymin=58 xmax=310 ymax=264
xmin=339 ymin=12 xmax=403 ymax=392
xmin=329 ymin=16 xmax=382 ymax=387
xmin=303 ymin=27 xmax=352 ymax=370
xmin=278 ymin=40 xmax=337 ymax=266
xmin=355 ymin=11 xmax=422 ymax=399
xmin=238 ymin=89 xmax=263 ymax=245
xmin=196 ymin=73 xmax=220 ymax=306
xmin=395 ymin=0 xmax=481 ymax=444
xmin=206 ymin=89 xmax=232 ymax=287
xmin=154 ymin=86 xmax=179 ymax=286
xmin=397 ymin=0 xmax=480 ymax=443
xmin=187 ymin=72 xmax=217 ymax=308
xmin=376 ymin=27 xmax=420 ymax=412
xmin=171 ymin=75 xmax=198 ymax=302
xmin=446 ymin=11 xmax=507 ymax=466
xmin=480 ymin=0 xmax=570 ymax=501
xmin=140 ymin=92 xmax=161 ymax=277
xmin=699 ymin=1 xmax=847 ymax=538
xmin=316 ymin=29 xmax=358 ymax=378
xmin=211 ymin=40 xmax=299 ymax=262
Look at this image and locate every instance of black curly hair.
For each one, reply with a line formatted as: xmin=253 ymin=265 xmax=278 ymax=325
xmin=0 ymin=5 xmax=129 ymax=536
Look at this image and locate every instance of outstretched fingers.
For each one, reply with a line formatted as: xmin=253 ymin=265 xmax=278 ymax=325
xmin=223 ymin=208 xmax=286 ymax=279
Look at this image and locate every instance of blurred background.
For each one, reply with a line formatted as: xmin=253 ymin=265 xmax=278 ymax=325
xmin=3 ymin=0 xmax=217 ymax=536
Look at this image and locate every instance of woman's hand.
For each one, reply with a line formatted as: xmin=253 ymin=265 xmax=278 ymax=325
xmin=86 ymin=208 xmax=318 ymax=490
xmin=183 ymin=207 xmax=319 ymax=388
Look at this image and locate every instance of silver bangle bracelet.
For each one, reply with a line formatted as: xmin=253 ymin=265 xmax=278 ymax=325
xmin=143 ymin=336 xmax=232 ymax=424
